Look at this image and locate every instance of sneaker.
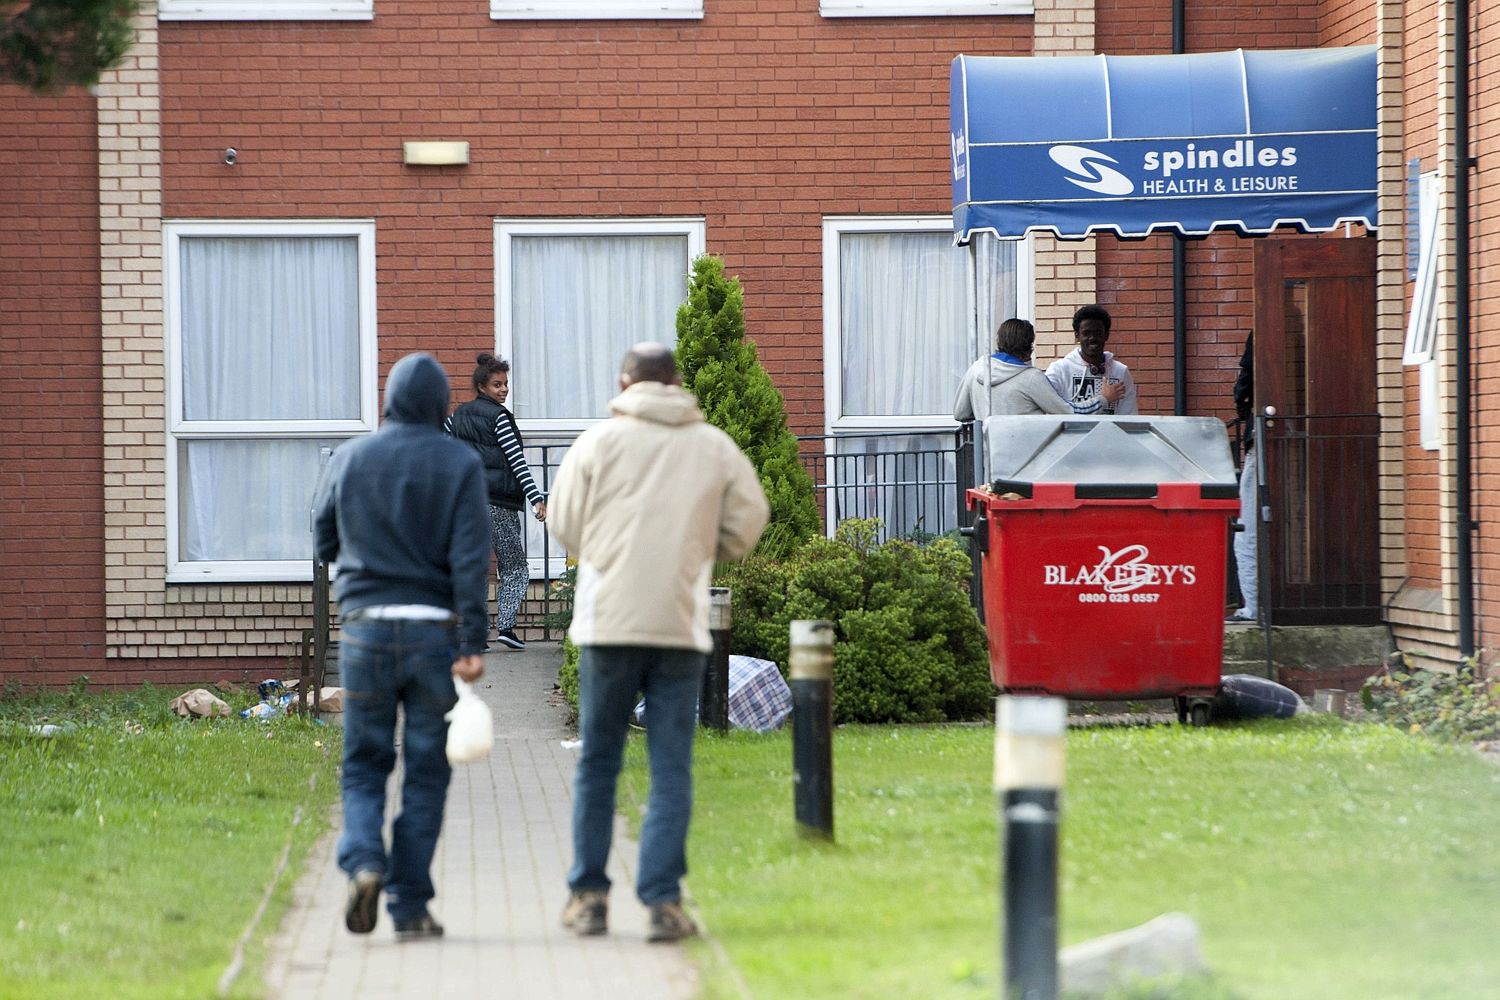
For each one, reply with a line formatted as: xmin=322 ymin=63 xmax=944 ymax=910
xmin=344 ymin=870 xmax=383 ymax=935
xmin=496 ymin=629 xmax=526 ymax=650
xmin=560 ymin=889 xmax=608 ymax=936
xmin=646 ymin=901 xmax=698 ymax=943
xmin=393 ymin=910 xmax=445 ymax=942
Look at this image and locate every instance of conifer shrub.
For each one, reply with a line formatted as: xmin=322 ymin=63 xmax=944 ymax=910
xmin=2 ymin=0 xmax=138 ymax=91
xmin=719 ymin=519 xmax=993 ymax=724
xmin=675 ymin=254 xmax=820 ymax=556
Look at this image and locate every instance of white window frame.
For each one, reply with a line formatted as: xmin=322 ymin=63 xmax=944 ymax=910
xmin=491 ymin=0 xmax=702 ymax=19
xmin=1419 ymin=358 xmax=1440 ymax=452
xmin=821 ymin=0 xmax=1031 ymax=17
xmin=821 ymin=214 xmax=1033 ymax=435
xmin=158 ymin=0 xmax=373 ymax=19
xmin=164 ymin=219 xmax=379 ymax=583
xmin=1403 ymin=169 xmax=1441 ymax=366
xmin=494 ymin=216 xmax=706 ymax=438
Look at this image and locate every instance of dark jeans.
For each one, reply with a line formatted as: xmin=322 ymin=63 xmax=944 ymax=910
xmin=336 ymin=618 xmax=457 ymax=922
xmin=568 ymin=645 xmax=705 ymax=905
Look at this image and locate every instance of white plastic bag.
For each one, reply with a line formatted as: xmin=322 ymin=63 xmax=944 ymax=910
xmin=444 ymin=678 xmax=494 ymax=764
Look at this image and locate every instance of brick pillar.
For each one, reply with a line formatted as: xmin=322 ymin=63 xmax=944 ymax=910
xmin=1030 ymin=0 xmax=1097 ymax=363
xmin=96 ymin=5 xmax=164 ymax=660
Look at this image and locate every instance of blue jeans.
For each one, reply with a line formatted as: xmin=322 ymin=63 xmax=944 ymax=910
xmin=568 ymin=645 xmax=705 ymax=905
xmin=336 ymin=619 xmax=457 ymax=922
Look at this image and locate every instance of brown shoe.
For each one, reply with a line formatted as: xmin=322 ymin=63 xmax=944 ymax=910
xmin=560 ymin=889 xmax=608 ymax=936
xmin=646 ymin=901 xmax=698 ymax=943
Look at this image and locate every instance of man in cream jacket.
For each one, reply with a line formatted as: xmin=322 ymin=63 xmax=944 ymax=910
xmin=548 ymin=342 xmax=769 ymax=943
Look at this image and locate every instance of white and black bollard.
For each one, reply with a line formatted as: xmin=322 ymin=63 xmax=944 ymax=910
xmin=700 ymin=587 xmax=732 ymax=732
xmin=995 ymin=695 xmax=1066 ymax=1000
xmin=790 ymin=619 xmax=835 ymax=840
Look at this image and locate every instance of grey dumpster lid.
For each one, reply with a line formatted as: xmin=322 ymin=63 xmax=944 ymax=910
xmin=983 ymin=415 xmax=1236 ymax=494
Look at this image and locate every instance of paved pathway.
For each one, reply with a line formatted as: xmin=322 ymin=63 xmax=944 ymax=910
xmin=264 ymin=643 xmax=700 ymax=1000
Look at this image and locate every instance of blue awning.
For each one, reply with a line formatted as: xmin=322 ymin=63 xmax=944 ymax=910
xmin=950 ymin=47 xmax=1378 ymax=241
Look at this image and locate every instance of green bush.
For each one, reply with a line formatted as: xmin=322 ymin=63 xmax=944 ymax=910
xmin=720 ymin=519 xmax=993 ymax=724
xmin=558 ymin=636 xmax=580 ymax=718
xmin=675 ymin=254 xmax=820 ymax=557
xmin=1361 ymin=653 xmax=1500 ymax=742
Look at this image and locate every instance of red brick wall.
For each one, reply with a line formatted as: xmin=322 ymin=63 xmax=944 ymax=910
xmin=1399 ymin=0 xmax=1443 ymax=591
xmin=0 ymin=85 xmax=107 ymax=688
xmin=1467 ymin=0 xmax=1500 ymax=648
xmin=156 ymin=0 xmax=1339 ymax=435
xmin=1318 ymin=0 xmax=1376 ymax=46
xmin=158 ymin=0 xmax=1033 ymax=435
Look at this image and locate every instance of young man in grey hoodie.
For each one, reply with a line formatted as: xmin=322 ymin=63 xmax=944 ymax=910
xmin=953 ymin=317 xmax=1074 ymax=422
xmin=312 ymin=352 xmax=490 ymax=942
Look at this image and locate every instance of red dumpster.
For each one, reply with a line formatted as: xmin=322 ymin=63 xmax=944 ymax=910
xmin=966 ymin=416 xmax=1240 ymax=724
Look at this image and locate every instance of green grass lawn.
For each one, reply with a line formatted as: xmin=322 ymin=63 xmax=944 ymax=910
xmin=0 ymin=684 xmax=341 ymax=1000
xmin=621 ymin=715 xmax=1500 ymax=1000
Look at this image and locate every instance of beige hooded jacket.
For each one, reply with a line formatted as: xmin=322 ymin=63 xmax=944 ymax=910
xmin=547 ymin=381 xmax=770 ymax=652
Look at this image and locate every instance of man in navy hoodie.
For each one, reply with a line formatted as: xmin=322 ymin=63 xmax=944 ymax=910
xmin=313 ymin=352 xmax=490 ymax=941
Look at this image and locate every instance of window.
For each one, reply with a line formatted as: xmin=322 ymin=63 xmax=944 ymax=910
xmin=823 ymin=216 xmax=1027 ymax=431
xmin=491 ymin=0 xmax=701 ymax=19
xmin=495 ymin=217 xmax=705 ymax=434
xmin=820 ymin=0 xmax=1030 ymax=17
xmin=496 ymin=217 xmax=704 ymax=574
xmin=822 ymin=216 xmax=1029 ymax=538
xmin=1403 ymin=170 xmax=1441 ymax=365
xmin=1403 ymin=170 xmax=1441 ymax=452
xmin=165 ymin=221 xmax=378 ymax=582
xmin=158 ymin=0 xmax=373 ymax=19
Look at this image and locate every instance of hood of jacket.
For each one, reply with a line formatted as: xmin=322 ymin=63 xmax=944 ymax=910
xmin=607 ymin=381 xmax=705 ymax=426
xmin=979 ymin=355 xmax=1036 ymax=387
xmin=383 ymin=353 xmax=451 ymax=428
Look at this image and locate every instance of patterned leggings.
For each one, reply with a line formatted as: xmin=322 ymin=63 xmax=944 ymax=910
xmin=488 ymin=505 xmax=528 ymax=631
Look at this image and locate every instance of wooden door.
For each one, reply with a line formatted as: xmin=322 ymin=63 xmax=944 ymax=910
xmin=1252 ymin=238 xmax=1381 ymax=625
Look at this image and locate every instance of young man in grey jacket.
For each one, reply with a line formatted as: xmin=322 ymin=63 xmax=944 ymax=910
xmin=549 ymin=342 xmax=768 ymax=943
xmin=313 ymin=352 xmax=489 ymax=942
xmin=954 ymin=317 xmax=1074 ymax=422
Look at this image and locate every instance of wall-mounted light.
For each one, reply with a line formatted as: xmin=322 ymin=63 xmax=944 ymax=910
xmin=403 ymin=141 xmax=470 ymax=166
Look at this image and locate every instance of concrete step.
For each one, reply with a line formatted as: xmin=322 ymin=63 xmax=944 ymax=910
xmin=1222 ymin=622 xmax=1390 ymax=697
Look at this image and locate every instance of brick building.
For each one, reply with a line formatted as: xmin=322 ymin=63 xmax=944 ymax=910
xmin=0 ymin=0 xmax=1487 ymax=685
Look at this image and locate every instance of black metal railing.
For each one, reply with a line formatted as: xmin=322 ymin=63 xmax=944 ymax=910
xmin=1257 ymin=411 xmax=1383 ymax=626
xmin=795 ymin=427 xmax=975 ymax=544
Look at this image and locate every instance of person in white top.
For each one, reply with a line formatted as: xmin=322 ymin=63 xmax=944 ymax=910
xmin=1045 ymin=304 xmax=1138 ymax=415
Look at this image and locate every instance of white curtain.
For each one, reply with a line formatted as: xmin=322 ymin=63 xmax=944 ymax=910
xmin=178 ymin=236 xmax=361 ymax=562
xmin=839 ymin=230 xmax=1016 ymax=419
xmin=181 ymin=438 xmax=340 ymax=561
xmin=509 ymin=234 xmax=688 ymax=419
xmin=180 ymin=236 xmax=360 ymax=420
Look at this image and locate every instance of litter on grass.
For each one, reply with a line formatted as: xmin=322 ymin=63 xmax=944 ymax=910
xmin=169 ymin=688 xmax=231 ymax=718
